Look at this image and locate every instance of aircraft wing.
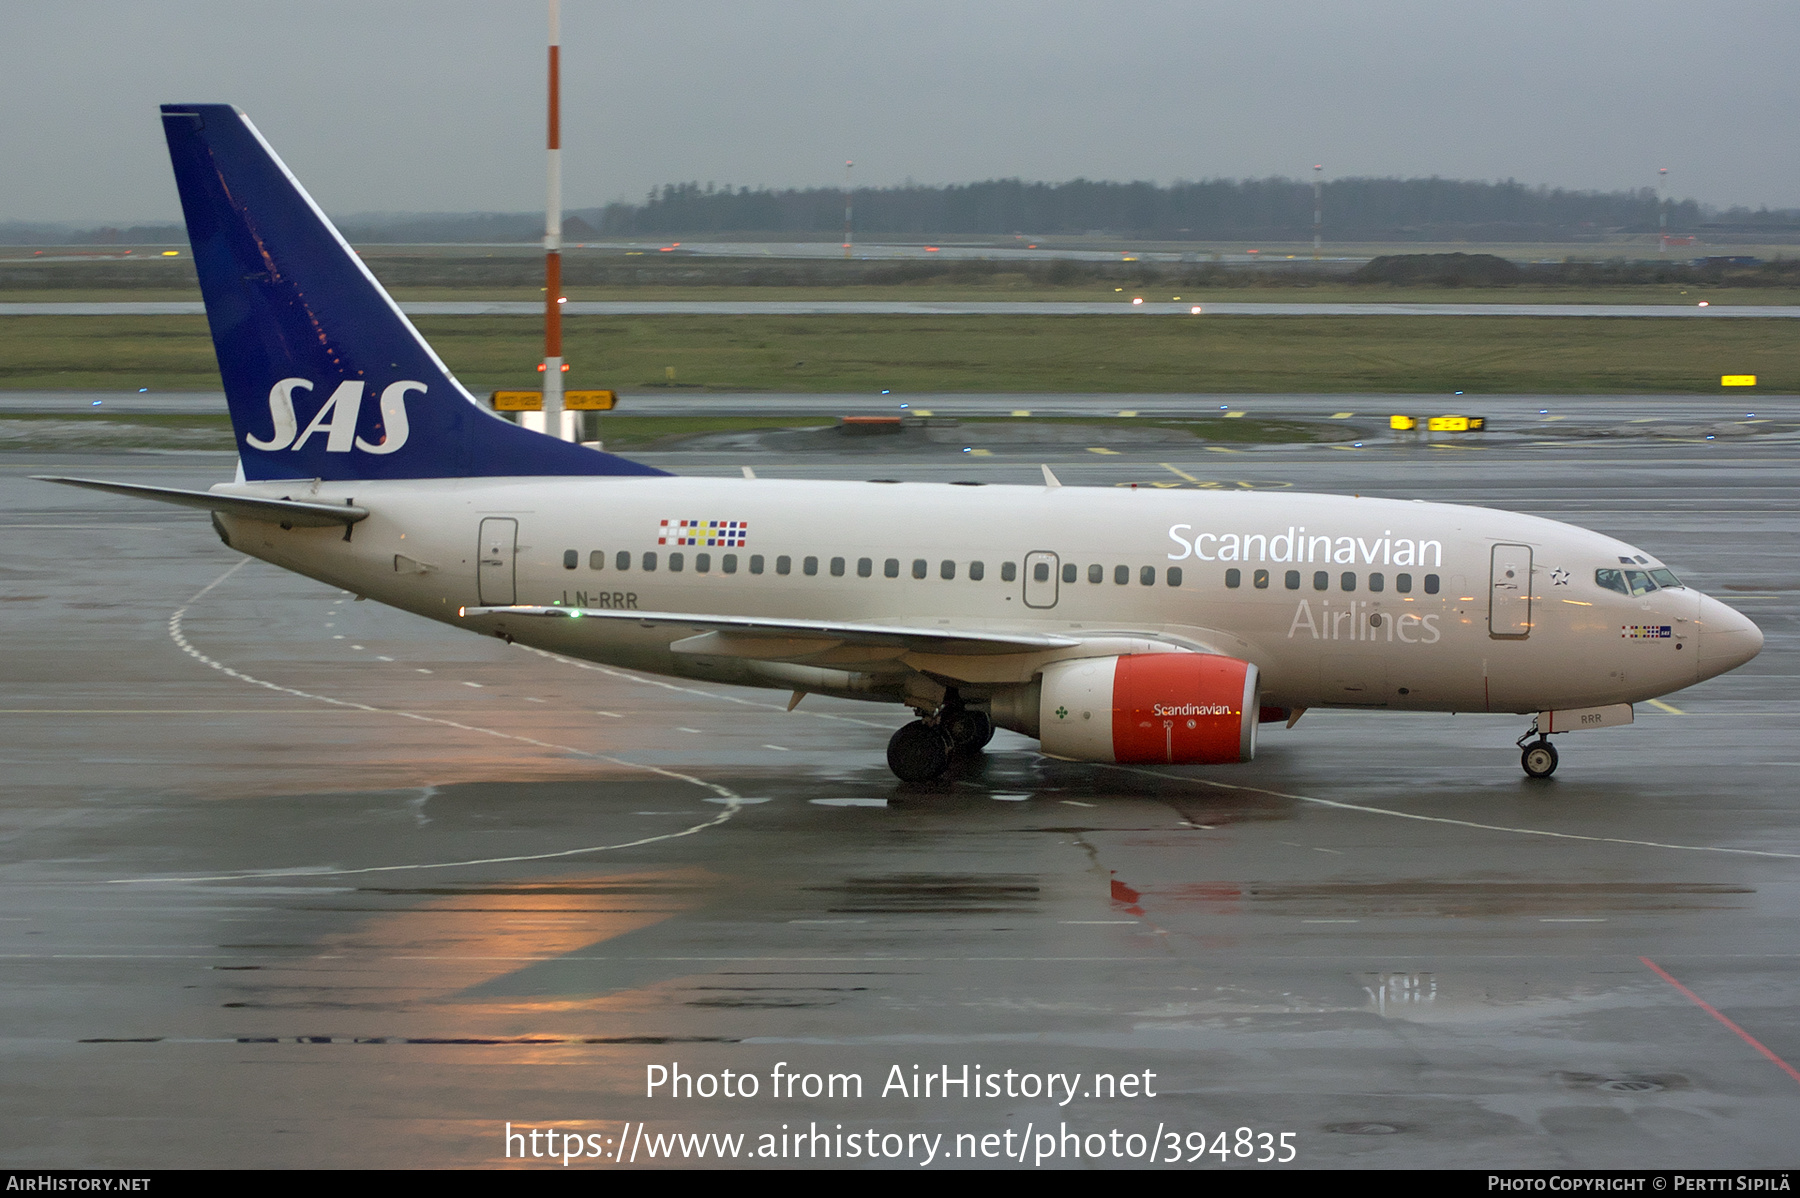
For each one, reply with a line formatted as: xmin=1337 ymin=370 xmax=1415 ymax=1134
xmin=35 ymin=476 xmax=368 ymax=528
xmin=459 ymin=604 xmax=1083 ymax=659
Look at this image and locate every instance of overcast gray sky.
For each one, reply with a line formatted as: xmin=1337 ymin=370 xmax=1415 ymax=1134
xmin=4 ymin=1 xmax=1795 ymax=224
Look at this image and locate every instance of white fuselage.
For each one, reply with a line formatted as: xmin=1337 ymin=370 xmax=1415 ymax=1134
xmin=213 ymin=475 xmax=1761 ymax=716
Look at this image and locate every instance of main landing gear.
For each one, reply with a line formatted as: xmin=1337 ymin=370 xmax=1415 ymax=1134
xmin=1516 ymin=720 xmax=1560 ymax=779
xmin=886 ymin=691 xmax=994 ymax=784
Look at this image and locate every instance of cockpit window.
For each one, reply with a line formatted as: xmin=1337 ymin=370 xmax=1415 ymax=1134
xmin=1595 ymin=569 xmax=1628 ymax=595
xmin=1598 ymin=567 xmax=1666 ymax=596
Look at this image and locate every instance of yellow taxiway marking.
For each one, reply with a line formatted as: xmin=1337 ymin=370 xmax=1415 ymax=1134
xmin=1540 ymin=415 xmax=1567 ymax=421
xmin=1327 ymin=444 xmax=1366 ymax=451
xmin=1010 ymin=409 xmax=1031 ymax=417
xmin=1159 ymin=463 xmax=1200 ymax=482
xmin=1117 ymin=409 xmax=1138 ymax=417
xmin=1223 ymin=410 xmax=1245 ymax=418
xmin=1647 ymin=698 xmax=1685 ymax=715
xmin=1087 ymin=447 xmax=1120 ymax=455
xmin=1429 ymin=442 xmax=1475 ymax=450
xmin=912 ymin=408 xmax=933 ymax=416
xmin=1330 ymin=411 xmax=1354 ymax=419
xmin=968 ymin=448 xmax=993 ymax=456
xmin=1206 ymin=446 xmax=1242 ymax=453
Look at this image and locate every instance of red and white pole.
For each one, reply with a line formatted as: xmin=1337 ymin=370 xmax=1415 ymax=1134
xmin=542 ymin=0 xmax=568 ymax=438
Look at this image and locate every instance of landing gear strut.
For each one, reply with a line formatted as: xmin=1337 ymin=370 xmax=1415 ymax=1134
xmin=1516 ymin=720 xmax=1559 ymax=779
xmin=886 ymin=690 xmax=992 ymax=784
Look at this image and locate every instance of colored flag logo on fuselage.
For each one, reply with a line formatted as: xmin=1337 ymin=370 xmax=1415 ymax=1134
xmin=657 ymin=519 xmax=748 ymax=547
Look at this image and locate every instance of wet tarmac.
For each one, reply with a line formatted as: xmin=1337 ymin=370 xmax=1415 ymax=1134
xmin=1 ymin=429 xmax=1796 ymax=1169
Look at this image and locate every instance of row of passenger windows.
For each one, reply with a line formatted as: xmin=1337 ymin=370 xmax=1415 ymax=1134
xmin=561 ymin=549 xmax=1188 ymax=587
xmin=555 ymin=547 xmax=1444 ymax=595
xmin=1224 ymin=567 xmax=1440 ymax=594
xmin=566 ymin=550 xmax=1005 ymax=580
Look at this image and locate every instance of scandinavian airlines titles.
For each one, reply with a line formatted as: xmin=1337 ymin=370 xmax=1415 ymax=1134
xmin=1167 ymin=523 xmax=1444 ymax=567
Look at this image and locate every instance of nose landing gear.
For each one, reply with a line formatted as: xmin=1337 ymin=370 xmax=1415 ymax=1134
xmin=1516 ymin=720 xmax=1560 ymax=779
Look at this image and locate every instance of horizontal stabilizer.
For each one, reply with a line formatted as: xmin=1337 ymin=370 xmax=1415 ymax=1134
xmin=35 ymin=476 xmax=367 ymax=527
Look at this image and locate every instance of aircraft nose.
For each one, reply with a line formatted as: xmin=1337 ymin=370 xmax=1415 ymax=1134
xmin=1696 ymin=592 xmax=1763 ymax=681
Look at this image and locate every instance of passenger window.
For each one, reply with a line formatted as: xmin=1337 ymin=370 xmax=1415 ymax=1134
xmin=695 ymin=553 xmax=710 ymax=573
xmin=1225 ymin=568 xmax=1241 ymax=589
xmin=589 ymin=550 xmax=605 ymax=571
xmin=857 ymin=557 xmax=872 ymax=578
xmin=1140 ymin=566 xmax=1155 ymax=586
xmin=1062 ymin=562 xmax=1077 ymax=584
xmin=669 ymin=552 xmax=684 ymax=572
xmin=885 ymin=558 xmax=900 ymax=578
xmin=1313 ymin=571 xmax=1329 ymax=591
xmin=1114 ymin=565 xmax=1129 ymax=585
xmin=1032 ymin=561 xmax=1049 ymax=583
xmin=969 ymin=561 xmax=985 ymax=581
xmin=803 ymin=556 xmax=818 ymax=576
xmin=829 ymin=556 xmax=845 ymax=577
xmin=1396 ymin=573 xmax=1412 ymax=593
xmin=914 ymin=559 xmax=929 ymax=580
xmin=1341 ymin=572 xmax=1356 ymax=592
xmin=723 ymin=554 xmax=738 ymax=574
xmin=1001 ymin=562 xmax=1017 ymax=582
xmin=1285 ymin=570 xmax=1301 ymax=590
xmin=749 ymin=554 xmax=764 ymax=575
xmin=1424 ymin=574 xmax=1440 ymax=594
xmin=1368 ymin=572 xmax=1384 ymax=592
xmin=616 ymin=550 xmax=631 ymax=571
xmin=1087 ymin=563 xmax=1103 ymax=584
xmin=642 ymin=552 xmax=657 ymax=572
xmin=943 ymin=561 xmax=957 ymax=581
xmin=776 ymin=555 xmax=791 ymax=576
xmin=1166 ymin=567 xmax=1182 ymax=587
xmin=562 ymin=549 xmax=578 ymax=570
xmin=1253 ymin=569 xmax=1269 ymax=589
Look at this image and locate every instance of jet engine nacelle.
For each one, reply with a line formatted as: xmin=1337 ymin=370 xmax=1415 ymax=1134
xmin=1037 ymin=653 xmax=1260 ymax=765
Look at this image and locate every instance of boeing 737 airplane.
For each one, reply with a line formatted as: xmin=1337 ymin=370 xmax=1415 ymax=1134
xmin=41 ymin=105 xmax=1764 ymax=783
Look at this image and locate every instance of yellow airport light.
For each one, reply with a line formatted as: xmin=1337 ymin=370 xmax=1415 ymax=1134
xmin=1389 ymin=415 xmax=1416 ymax=430
xmin=491 ymin=390 xmax=618 ymax=411
xmin=1428 ymin=415 xmax=1470 ymax=433
xmin=1721 ymin=375 xmax=1757 ymax=387
xmin=160 ymin=250 xmax=180 ymax=257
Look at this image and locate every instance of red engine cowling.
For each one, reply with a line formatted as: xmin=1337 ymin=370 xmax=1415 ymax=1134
xmin=1037 ymin=653 xmax=1260 ymax=764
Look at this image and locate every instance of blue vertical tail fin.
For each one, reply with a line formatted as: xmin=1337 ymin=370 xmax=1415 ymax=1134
xmin=160 ymin=103 xmax=664 ymax=481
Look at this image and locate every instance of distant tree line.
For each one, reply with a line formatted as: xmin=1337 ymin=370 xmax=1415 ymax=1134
xmin=5 ymin=176 xmax=1797 ymax=246
xmin=581 ymin=177 xmax=1799 ymax=242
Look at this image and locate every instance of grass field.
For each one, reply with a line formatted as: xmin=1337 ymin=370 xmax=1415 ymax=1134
xmin=7 ymin=283 xmax=1800 ymax=306
xmin=0 ymin=313 xmax=1792 ymax=393
xmin=0 ymin=411 xmax=1342 ymax=453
